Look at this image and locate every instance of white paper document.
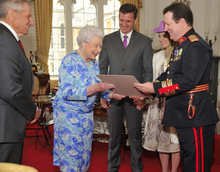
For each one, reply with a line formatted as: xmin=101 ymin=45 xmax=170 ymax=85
xmin=97 ymin=75 xmax=152 ymax=98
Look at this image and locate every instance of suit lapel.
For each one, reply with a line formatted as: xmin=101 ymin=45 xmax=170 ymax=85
xmin=0 ymin=24 xmax=26 ymax=56
xmin=0 ymin=24 xmax=34 ymax=90
xmin=0 ymin=24 xmax=15 ymax=38
xmin=115 ymin=30 xmax=124 ymax=49
xmin=114 ymin=31 xmax=125 ymax=65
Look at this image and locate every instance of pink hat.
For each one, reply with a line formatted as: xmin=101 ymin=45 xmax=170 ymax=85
xmin=153 ymin=21 xmax=165 ymax=33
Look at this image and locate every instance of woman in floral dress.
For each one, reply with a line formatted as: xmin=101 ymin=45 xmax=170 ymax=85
xmin=142 ymin=21 xmax=181 ymax=172
xmin=52 ymin=26 xmax=124 ymax=172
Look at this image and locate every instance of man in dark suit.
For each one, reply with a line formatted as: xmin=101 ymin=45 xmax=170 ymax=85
xmin=133 ymin=3 xmax=219 ymax=172
xmin=0 ymin=0 xmax=40 ymax=164
xmin=99 ymin=3 xmax=153 ymax=172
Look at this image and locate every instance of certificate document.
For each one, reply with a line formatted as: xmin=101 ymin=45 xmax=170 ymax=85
xmin=97 ymin=75 xmax=152 ymax=98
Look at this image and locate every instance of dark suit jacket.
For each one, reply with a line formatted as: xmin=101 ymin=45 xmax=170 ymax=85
xmin=99 ymin=29 xmax=153 ymax=104
xmin=153 ymin=28 xmax=219 ymax=128
xmin=0 ymin=24 xmax=36 ymax=142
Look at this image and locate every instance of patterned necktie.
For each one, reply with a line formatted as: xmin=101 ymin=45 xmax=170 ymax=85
xmin=18 ymin=40 xmax=25 ymax=52
xmin=123 ymin=35 xmax=128 ymax=48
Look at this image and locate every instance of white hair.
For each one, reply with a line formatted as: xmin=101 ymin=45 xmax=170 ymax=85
xmin=0 ymin=0 xmax=30 ymax=19
xmin=77 ymin=25 xmax=104 ymax=48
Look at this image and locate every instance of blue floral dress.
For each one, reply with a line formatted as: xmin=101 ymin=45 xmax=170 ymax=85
xmin=52 ymin=51 xmax=110 ymax=172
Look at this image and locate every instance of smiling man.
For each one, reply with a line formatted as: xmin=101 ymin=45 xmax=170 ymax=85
xmin=161 ymin=3 xmax=219 ymax=172
xmin=99 ymin=3 xmax=153 ymax=172
xmin=0 ymin=0 xmax=40 ymax=164
xmin=132 ymin=3 xmax=219 ymax=172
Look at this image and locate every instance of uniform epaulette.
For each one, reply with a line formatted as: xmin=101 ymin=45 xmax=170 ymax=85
xmin=188 ymin=35 xmax=199 ymax=42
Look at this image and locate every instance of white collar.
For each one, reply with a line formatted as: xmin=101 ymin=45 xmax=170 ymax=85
xmin=120 ymin=29 xmax=133 ymax=41
xmin=0 ymin=21 xmax=19 ymax=41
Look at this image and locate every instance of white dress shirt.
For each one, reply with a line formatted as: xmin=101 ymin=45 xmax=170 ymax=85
xmin=120 ymin=29 xmax=133 ymax=46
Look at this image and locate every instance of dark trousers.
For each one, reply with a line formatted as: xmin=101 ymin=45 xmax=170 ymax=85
xmin=107 ymin=98 xmax=143 ymax=172
xmin=176 ymin=124 xmax=215 ymax=172
xmin=0 ymin=142 xmax=23 ymax=164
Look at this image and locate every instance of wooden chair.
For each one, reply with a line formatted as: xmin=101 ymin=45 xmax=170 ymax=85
xmin=26 ymin=76 xmax=42 ymax=149
xmin=32 ymin=76 xmax=39 ymax=94
xmin=26 ymin=78 xmax=53 ymax=153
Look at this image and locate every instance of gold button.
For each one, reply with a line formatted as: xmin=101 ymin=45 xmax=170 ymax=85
xmin=167 ymin=64 xmax=170 ymax=67
xmin=167 ymin=71 xmax=170 ymax=74
xmin=171 ymin=59 xmax=173 ymax=61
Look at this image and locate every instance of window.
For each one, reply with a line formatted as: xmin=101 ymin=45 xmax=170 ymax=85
xmin=48 ymin=0 xmax=120 ymax=76
xmin=48 ymin=0 xmax=65 ymax=75
xmin=103 ymin=0 xmax=120 ymax=34
xmin=61 ymin=37 xmax=65 ymax=49
xmin=72 ymin=0 xmax=97 ymax=50
xmin=61 ymin=24 xmax=65 ymax=49
xmin=61 ymin=23 xmax=65 ymax=36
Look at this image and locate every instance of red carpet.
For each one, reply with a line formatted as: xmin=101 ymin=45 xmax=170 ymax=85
xmin=22 ymin=129 xmax=220 ymax=172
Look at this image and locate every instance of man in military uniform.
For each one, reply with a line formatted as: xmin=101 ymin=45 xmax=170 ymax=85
xmin=132 ymin=3 xmax=219 ymax=172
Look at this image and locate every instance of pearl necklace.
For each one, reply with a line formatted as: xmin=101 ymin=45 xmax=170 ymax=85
xmin=78 ymin=48 xmax=89 ymax=62
xmin=78 ymin=48 xmax=91 ymax=66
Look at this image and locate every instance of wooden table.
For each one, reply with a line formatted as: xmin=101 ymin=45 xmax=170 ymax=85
xmin=34 ymin=73 xmax=50 ymax=87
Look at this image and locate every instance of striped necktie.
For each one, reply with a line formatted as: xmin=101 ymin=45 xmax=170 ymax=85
xmin=123 ymin=35 xmax=128 ymax=48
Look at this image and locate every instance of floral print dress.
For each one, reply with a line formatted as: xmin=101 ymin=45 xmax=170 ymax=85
xmin=52 ymin=51 xmax=110 ymax=172
xmin=142 ymin=50 xmax=180 ymax=153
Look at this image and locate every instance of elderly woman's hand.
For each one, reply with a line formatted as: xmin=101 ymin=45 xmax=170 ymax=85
xmin=87 ymin=82 xmax=115 ymax=96
xmin=129 ymin=95 xmax=145 ymax=101
xmin=96 ymin=82 xmax=115 ymax=92
xmin=100 ymin=98 xmax=111 ymax=109
xmin=108 ymin=91 xmax=125 ymax=100
xmin=114 ymin=93 xmax=125 ymax=100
